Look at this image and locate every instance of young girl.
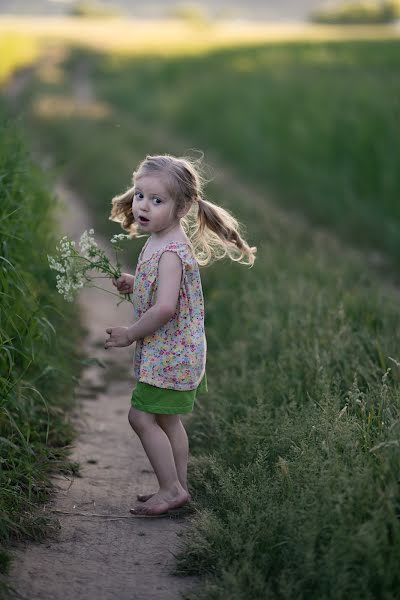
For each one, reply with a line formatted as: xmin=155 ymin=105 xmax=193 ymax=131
xmin=104 ymin=154 xmax=256 ymax=517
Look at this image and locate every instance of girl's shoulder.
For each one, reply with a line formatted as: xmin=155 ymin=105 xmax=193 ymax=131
xmin=158 ymin=240 xmax=196 ymax=272
xmin=139 ymin=238 xmax=195 ymax=271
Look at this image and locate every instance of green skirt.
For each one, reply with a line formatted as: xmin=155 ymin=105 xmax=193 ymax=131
xmin=131 ymin=371 xmax=208 ymax=415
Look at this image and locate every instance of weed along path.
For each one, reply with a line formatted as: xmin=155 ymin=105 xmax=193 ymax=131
xmin=5 ymin=158 xmax=200 ymax=599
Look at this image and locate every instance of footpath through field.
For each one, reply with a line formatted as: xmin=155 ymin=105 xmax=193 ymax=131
xmin=3 ymin=45 xmax=399 ymax=600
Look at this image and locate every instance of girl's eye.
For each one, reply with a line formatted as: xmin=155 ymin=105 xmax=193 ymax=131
xmin=153 ymin=198 xmax=162 ymax=204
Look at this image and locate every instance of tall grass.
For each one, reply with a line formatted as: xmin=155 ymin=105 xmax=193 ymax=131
xmin=7 ymin=36 xmax=400 ymax=265
xmin=85 ymin=38 xmax=400 ymax=267
xmin=178 ymin=235 xmax=400 ymax=599
xmin=0 ymin=110 xmax=83 ymax=597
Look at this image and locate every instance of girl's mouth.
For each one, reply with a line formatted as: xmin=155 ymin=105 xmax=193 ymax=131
xmin=138 ymin=216 xmax=150 ymax=224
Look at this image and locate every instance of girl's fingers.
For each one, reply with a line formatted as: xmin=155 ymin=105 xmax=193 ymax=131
xmin=105 ymin=327 xmax=114 ymax=349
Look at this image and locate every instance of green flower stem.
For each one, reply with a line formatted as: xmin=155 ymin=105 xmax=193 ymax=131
xmin=85 ymin=283 xmax=134 ymax=305
xmin=114 ymin=248 xmax=122 ymax=271
xmin=69 ymin=251 xmax=121 ymax=278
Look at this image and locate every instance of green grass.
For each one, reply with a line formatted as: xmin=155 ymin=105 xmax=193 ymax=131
xmin=13 ymin=37 xmax=400 ymax=266
xmin=2 ymin=36 xmax=400 ymax=598
xmin=10 ymin=38 xmax=400 ymax=268
xmin=86 ymin=38 xmax=400 ymax=267
xmin=177 ymin=240 xmax=400 ymax=599
xmin=0 ymin=110 xmax=84 ymax=598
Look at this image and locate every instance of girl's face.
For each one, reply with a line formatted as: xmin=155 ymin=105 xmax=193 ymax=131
xmin=132 ymin=173 xmax=179 ymax=234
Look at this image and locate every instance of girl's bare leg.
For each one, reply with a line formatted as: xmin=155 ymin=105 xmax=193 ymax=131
xmin=128 ymin=407 xmax=188 ymax=515
xmin=137 ymin=414 xmax=191 ymax=502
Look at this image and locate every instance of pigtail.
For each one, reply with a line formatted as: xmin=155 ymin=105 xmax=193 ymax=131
xmin=109 ymin=184 xmax=144 ymax=238
xmin=187 ymin=196 xmax=257 ymax=267
xmin=109 ymin=153 xmax=257 ymax=266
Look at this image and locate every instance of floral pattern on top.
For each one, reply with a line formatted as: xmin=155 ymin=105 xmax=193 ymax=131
xmin=132 ymin=239 xmax=207 ymax=390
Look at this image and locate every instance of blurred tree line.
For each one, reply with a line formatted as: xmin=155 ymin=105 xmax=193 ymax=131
xmin=310 ymin=0 xmax=400 ymax=24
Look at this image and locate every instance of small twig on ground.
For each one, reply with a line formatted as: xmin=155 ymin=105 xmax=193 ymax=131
xmin=46 ymin=508 xmax=133 ymax=519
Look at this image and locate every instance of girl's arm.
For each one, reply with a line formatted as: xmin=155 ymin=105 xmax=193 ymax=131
xmin=128 ymin=251 xmax=182 ymax=341
xmin=104 ymin=252 xmax=182 ymax=348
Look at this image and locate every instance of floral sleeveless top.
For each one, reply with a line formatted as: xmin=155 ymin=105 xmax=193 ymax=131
xmin=132 ymin=238 xmax=207 ymax=390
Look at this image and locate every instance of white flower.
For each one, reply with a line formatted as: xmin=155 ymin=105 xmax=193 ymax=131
xmin=110 ymin=233 xmax=130 ymax=244
xmin=79 ymin=229 xmax=98 ymax=257
xmin=47 ymin=229 xmax=131 ymax=305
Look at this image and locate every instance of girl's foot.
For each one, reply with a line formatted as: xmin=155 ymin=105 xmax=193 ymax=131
xmin=137 ymin=490 xmax=192 ymax=503
xmin=136 ymin=493 xmax=154 ymax=502
xmin=131 ymin=485 xmax=189 ymax=516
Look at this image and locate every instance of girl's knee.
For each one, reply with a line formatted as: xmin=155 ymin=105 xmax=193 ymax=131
xmin=156 ymin=413 xmax=181 ymax=431
xmin=128 ymin=406 xmax=155 ymax=434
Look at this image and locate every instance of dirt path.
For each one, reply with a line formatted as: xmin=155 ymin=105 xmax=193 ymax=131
xmin=4 ymin=60 xmax=200 ymax=600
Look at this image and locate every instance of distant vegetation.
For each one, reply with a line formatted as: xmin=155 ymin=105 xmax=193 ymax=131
xmin=311 ymin=0 xmax=400 ymax=24
xmin=69 ymin=0 xmax=122 ymax=18
xmin=166 ymin=3 xmax=210 ymax=26
xmin=165 ymin=3 xmax=238 ymax=25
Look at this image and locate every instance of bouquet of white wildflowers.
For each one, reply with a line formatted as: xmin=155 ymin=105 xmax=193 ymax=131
xmin=48 ymin=229 xmax=132 ymax=305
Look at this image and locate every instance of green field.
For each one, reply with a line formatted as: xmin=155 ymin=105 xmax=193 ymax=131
xmin=1 ymin=23 xmax=400 ymax=599
xmin=90 ymin=38 xmax=400 ymax=267
xmin=12 ymin=32 xmax=400 ymax=268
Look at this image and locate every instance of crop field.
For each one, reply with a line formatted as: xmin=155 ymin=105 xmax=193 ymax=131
xmin=1 ymin=17 xmax=400 ymax=599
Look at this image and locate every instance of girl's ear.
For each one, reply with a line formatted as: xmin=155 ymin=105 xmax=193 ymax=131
xmin=177 ymin=204 xmax=191 ymax=219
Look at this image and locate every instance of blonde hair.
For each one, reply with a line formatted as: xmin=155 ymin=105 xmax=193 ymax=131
xmin=109 ymin=153 xmax=257 ymax=267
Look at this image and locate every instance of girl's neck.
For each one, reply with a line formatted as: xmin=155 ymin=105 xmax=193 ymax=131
xmin=150 ymin=222 xmax=186 ymax=243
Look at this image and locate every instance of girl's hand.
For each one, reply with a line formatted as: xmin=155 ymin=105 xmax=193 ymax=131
xmin=104 ymin=326 xmax=133 ymax=349
xmin=112 ymin=273 xmax=134 ymax=294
